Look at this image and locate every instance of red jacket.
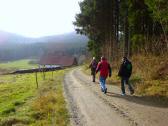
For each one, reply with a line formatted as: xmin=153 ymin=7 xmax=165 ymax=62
xmin=96 ymin=60 xmax=111 ymax=78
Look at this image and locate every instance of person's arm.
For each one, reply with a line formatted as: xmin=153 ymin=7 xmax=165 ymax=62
xmin=89 ymin=61 xmax=92 ymax=68
xmin=118 ymin=64 xmax=123 ymax=77
xmin=95 ymin=62 xmax=98 ymax=68
xmin=96 ymin=62 xmax=101 ymax=73
xmin=108 ymin=64 xmax=112 ymax=77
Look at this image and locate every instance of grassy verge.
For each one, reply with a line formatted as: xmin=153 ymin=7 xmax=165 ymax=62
xmin=0 ymin=70 xmax=70 ymax=126
xmin=82 ymin=54 xmax=168 ymax=102
xmin=130 ymin=55 xmax=168 ymax=100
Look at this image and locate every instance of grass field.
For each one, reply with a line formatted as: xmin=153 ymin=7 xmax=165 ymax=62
xmin=0 ymin=70 xmax=70 ymax=126
xmin=0 ymin=59 xmax=37 ymax=70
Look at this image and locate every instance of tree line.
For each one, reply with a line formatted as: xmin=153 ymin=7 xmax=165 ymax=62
xmin=0 ymin=42 xmax=87 ymax=61
xmin=74 ymin=0 xmax=168 ymax=60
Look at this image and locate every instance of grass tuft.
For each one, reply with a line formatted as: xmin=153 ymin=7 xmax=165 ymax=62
xmin=13 ymin=101 xmax=25 ymax=106
xmin=32 ymin=91 xmax=57 ymax=116
xmin=2 ymin=106 xmax=16 ymax=115
xmin=0 ymin=117 xmax=31 ymax=126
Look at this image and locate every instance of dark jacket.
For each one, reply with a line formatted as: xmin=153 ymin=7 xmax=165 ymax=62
xmin=89 ymin=59 xmax=97 ymax=74
xmin=118 ymin=60 xmax=132 ymax=78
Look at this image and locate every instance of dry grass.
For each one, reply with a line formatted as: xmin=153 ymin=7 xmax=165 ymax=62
xmin=131 ymin=54 xmax=168 ymax=80
xmin=30 ymin=71 xmax=70 ymax=126
xmin=32 ymin=91 xmax=57 ymax=118
xmin=83 ymin=54 xmax=168 ymax=99
xmin=130 ymin=54 xmax=168 ymax=97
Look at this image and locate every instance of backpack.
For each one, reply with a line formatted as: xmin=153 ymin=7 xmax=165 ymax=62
xmin=126 ymin=61 xmax=132 ymax=73
xmin=92 ymin=60 xmax=97 ymax=69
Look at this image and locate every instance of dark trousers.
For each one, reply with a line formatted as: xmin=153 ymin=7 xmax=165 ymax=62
xmin=91 ymin=69 xmax=96 ymax=82
xmin=121 ymin=77 xmax=134 ymax=94
xmin=92 ymin=72 xmax=96 ymax=82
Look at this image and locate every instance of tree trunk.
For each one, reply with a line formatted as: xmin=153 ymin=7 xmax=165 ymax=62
xmin=124 ymin=4 xmax=129 ymax=57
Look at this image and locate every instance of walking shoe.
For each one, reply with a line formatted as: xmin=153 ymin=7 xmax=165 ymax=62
xmin=121 ymin=93 xmax=126 ymax=96
xmin=104 ymin=88 xmax=107 ymax=94
xmin=105 ymin=88 xmax=107 ymax=93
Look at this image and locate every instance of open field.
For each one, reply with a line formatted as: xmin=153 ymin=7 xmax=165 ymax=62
xmin=0 ymin=59 xmax=37 ymax=70
xmin=0 ymin=70 xmax=70 ymax=126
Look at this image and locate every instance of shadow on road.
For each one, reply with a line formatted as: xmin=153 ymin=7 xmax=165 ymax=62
xmin=106 ymin=92 xmax=168 ymax=108
xmin=75 ymin=69 xmax=168 ymax=108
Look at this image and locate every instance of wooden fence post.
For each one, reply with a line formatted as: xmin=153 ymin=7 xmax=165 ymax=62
xmin=35 ymin=72 xmax=38 ymax=88
xmin=43 ymin=65 xmax=46 ymax=80
xmin=52 ymin=71 xmax=54 ymax=79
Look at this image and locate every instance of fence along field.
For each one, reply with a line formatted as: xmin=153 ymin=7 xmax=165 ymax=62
xmin=0 ymin=59 xmax=70 ymax=126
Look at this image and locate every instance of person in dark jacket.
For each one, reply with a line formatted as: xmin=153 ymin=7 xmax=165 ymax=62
xmin=118 ymin=57 xmax=134 ymax=95
xmin=89 ymin=57 xmax=98 ymax=82
xmin=96 ymin=56 xmax=111 ymax=94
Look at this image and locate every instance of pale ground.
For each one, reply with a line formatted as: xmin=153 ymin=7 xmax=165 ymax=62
xmin=63 ymin=68 xmax=168 ymax=126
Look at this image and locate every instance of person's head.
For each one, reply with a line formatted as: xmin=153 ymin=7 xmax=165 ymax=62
xmin=101 ymin=56 xmax=106 ymax=61
xmin=122 ymin=56 xmax=127 ymax=62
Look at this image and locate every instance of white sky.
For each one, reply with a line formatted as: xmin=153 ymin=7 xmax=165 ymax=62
xmin=0 ymin=0 xmax=81 ymax=38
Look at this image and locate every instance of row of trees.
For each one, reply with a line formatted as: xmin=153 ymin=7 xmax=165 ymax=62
xmin=74 ymin=0 xmax=168 ymax=60
xmin=0 ymin=42 xmax=87 ymax=61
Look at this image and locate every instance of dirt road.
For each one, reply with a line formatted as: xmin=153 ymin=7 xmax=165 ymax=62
xmin=63 ymin=68 xmax=168 ymax=126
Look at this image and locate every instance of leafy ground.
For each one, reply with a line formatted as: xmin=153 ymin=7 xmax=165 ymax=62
xmin=0 ymin=70 xmax=70 ymax=126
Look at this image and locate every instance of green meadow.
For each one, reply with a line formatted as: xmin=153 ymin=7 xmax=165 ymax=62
xmin=0 ymin=59 xmax=37 ymax=70
xmin=0 ymin=61 xmax=70 ymax=126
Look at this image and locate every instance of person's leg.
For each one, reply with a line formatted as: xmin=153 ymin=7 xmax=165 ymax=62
xmin=101 ymin=77 xmax=106 ymax=93
xmin=125 ymin=78 xmax=134 ymax=94
xmin=91 ymin=69 xmax=93 ymax=81
xmin=121 ymin=77 xmax=126 ymax=95
xmin=92 ymin=71 xmax=96 ymax=82
xmin=99 ymin=77 xmax=104 ymax=91
xmin=104 ymin=78 xmax=107 ymax=93
xmin=99 ymin=76 xmax=106 ymax=92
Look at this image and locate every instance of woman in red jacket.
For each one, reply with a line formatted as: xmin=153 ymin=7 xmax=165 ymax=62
xmin=96 ymin=56 xmax=111 ymax=94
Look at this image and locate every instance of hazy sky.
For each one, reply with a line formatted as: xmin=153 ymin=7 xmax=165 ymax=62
xmin=0 ymin=0 xmax=81 ymax=38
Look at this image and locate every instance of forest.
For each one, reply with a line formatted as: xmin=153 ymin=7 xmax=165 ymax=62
xmin=74 ymin=0 xmax=168 ymax=60
xmin=74 ymin=0 xmax=168 ymax=98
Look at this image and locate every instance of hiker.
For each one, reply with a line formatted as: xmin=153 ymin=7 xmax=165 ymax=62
xmin=118 ymin=57 xmax=134 ymax=96
xmin=89 ymin=57 xmax=98 ymax=82
xmin=96 ymin=56 xmax=111 ymax=94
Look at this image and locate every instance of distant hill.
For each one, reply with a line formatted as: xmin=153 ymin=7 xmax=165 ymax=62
xmin=0 ymin=31 xmax=88 ymax=61
xmin=0 ymin=31 xmax=88 ymax=44
xmin=0 ymin=31 xmax=35 ymax=45
xmin=36 ymin=32 xmax=88 ymax=43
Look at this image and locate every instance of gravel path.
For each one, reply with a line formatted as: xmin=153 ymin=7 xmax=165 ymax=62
xmin=63 ymin=68 xmax=168 ymax=126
